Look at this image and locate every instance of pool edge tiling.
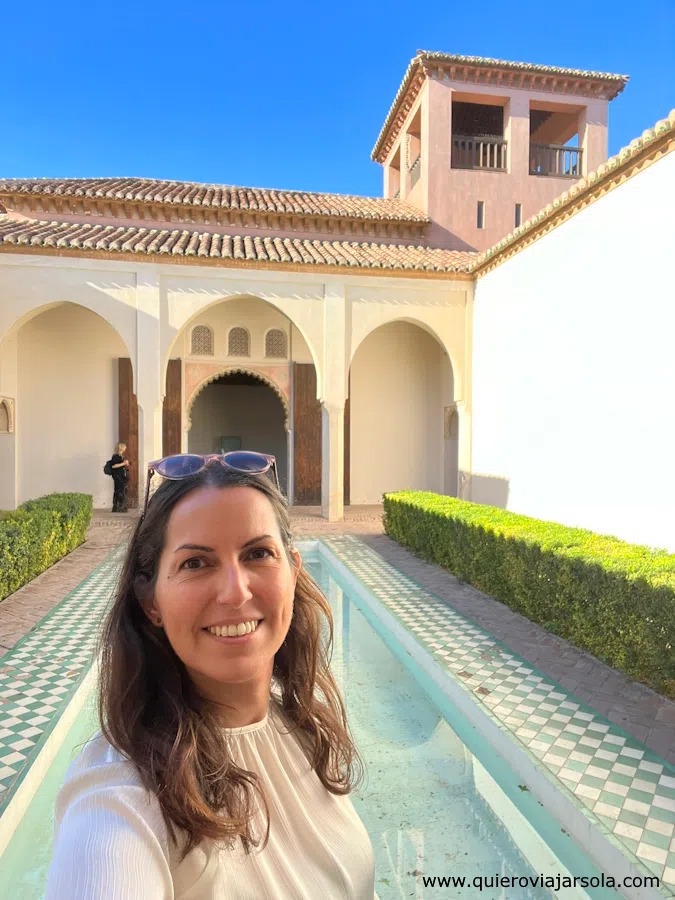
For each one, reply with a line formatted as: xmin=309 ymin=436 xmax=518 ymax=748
xmin=0 ymin=545 xmax=124 ymax=845
xmin=312 ymin=534 xmax=675 ymax=895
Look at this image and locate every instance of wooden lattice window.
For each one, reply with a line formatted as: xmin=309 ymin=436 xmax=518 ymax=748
xmin=265 ymin=329 xmax=287 ymax=358
xmin=0 ymin=401 xmax=9 ymax=433
xmin=228 ymin=327 xmax=250 ymax=357
xmin=191 ymin=325 xmax=214 ymax=356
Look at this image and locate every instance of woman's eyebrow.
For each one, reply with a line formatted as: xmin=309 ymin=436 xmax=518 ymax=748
xmin=174 ymin=543 xmax=214 ymax=553
xmin=241 ymin=534 xmax=274 ymax=548
xmin=173 ymin=535 xmax=274 ymax=554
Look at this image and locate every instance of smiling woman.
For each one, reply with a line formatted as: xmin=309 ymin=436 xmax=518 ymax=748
xmin=45 ymin=461 xmax=376 ymax=900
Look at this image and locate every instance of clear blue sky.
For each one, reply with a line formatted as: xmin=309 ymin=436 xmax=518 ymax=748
xmin=2 ymin=0 xmax=673 ymax=197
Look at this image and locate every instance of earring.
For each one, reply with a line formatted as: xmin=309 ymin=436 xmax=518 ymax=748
xmin=154 ymin=616 xmax=162 ymax=627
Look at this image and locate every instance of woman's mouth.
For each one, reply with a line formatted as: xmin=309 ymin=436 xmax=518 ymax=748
xmin=202 ymin=619 xmax=261 ymax=642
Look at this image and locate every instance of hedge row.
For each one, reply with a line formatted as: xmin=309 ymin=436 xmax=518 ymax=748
xmin=0 ymin=494 xmax=93 ymax=601
xmin=383 ymin=491 xmax=675 ymax=699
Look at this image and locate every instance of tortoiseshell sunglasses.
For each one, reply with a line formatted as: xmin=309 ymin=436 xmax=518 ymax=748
xmin=142 ymin=452 xmax=279 ymax=519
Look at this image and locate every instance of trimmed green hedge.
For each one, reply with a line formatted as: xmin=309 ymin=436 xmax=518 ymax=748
xmin=383 ymin=491 xmax=675 ymax=698
xmin=0 ymin=493 xmax=93 ymax=601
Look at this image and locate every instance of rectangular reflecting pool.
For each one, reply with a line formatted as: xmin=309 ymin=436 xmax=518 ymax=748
xmin=303 ymin=550 xmax=609 ymax=899
xmin=0 ymin=544 xmax=614 ymax=898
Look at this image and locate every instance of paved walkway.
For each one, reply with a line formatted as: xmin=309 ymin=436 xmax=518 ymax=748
xmin=1 ymin=505 xmax=673 ymax=767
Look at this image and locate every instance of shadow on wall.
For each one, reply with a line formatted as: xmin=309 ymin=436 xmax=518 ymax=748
xmin=469 ymin=473 xmax=510 ymax=509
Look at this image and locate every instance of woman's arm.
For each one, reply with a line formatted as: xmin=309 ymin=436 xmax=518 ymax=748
xmin=46 ymin=773 xmax=174 ymax=900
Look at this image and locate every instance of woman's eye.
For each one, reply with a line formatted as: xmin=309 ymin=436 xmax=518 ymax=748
xmin=181 ymin=557 xmax=205 ymax=570
xmin=247 ymin=547 xmax=273 ymax=561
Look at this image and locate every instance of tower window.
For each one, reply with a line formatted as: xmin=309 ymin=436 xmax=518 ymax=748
xmin=477 ymin=201 xmax=485 ymax=230
xmin=515 ymin=203 xmax=522 ymax=228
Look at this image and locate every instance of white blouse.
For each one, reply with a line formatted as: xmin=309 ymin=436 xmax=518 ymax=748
xmin=46 ymin=704 xmax=376 ymax=899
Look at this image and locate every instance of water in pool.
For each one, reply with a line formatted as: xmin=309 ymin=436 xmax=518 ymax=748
xmin=306 ymin=553 xmax=559 ymax=900
xmin=1 ymin=549 xmax=602 ymax=898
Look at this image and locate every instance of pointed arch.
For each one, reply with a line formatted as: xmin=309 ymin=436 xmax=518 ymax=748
xmin=185 ymin=366 xmax=290 ymax=433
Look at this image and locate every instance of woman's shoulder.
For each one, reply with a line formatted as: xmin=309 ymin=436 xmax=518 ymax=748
xmin=62 ymin=730 xmax=147 ymax=794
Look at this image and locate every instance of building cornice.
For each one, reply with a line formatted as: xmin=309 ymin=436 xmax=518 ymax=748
xmin=372 ymin=52 xmax=629 ymax=164
xmin=471 ymin=109 xmax=675 ymax=278
xmin=0 ymin=178 xmax=429 ymax=242
xmin=0 ymin=233 xmax=475 ymax=281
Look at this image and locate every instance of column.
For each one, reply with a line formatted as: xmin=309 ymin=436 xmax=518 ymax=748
xmin=321 ymin=281 xmax=349 ymax=521
xmin=0 ymin=334 xmax=18 ymax=509
xmin=458 ymin=283 xmax=474 ymax=501
xmin=321 ymin=402 xmax=345 ymax=521
xmin=579 ymin=99 xmax=609 ymax=174
xmin=135 ymin=268 xmax=164 ymax=503
xmin=506 ymin=92 xmax=530 ymax=179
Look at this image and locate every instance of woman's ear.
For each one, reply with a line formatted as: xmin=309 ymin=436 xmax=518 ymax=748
xmin=135 ymin=575 xmax=162 ymax=627
xmin=290 ymin=548 xmax=302 ymax=586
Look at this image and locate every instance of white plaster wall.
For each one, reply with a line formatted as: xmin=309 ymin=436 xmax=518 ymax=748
xmin=177 ymin=297 xmax=313 ymax=365
xmin=188 ymin=382 xmax=288 ymax=492
xmin=350 ymin=321 xmax=445 ymax=503
xmin=0 ymin=333 xmax=18 ymax=509
xmin=472 ymin=150 xmax=675 ymax=550
xmin=162 ymin=275 xmax=324 ymax=385
xmin=0 ymin=259 xmax=137 ymax=357
xmin=181 ymin=297 xmax=288 ymax=359
xmin=347 ymin=284 xmax=468 ymax=399
xmin=17 ymin=305 xmax=126 ymax=507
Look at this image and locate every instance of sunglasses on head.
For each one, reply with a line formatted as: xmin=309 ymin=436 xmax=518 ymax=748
xmin=142 ymin=451 xmax=279 ymax=520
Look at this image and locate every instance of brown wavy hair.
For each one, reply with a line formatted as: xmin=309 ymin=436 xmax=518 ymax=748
xmin=98 ymin=465 xmax=362 ymax=859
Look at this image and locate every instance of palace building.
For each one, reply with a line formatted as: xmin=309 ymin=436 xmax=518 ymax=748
xmin=1 ymin=52 xmax=673 ymax=549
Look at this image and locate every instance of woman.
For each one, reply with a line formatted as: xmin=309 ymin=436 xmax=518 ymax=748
xmin=110 ymin=441 xmax=130 ymax=512
xmin=47 ymin=452 xmax=376 ymax=899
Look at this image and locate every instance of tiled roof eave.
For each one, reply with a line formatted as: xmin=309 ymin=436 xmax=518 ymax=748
xmin=372 ymin=52 xmax=629 ymax=163
xmin=0 ymin=219 xmax=476 ymax=277
xmin=0 ymin=178 xmax=430 ymax=226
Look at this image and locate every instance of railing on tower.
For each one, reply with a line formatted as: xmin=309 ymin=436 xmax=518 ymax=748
xmin=529 ymin=143 xmax=583 ymax=177
xmin=451 ymin=135 xmax=507 ymax=171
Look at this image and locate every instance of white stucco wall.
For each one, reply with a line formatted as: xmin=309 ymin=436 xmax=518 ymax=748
xmin=472 ymin=149 xmax=675 ymax=550
xmin=0 ymin=251 xmax=468 ymax=518
xmin=350 ymin=321 xmax=448 ymax=504
xmin=17 ymin=304 xmax=126 ymax=508
xmin=176 ymin=297 xmax=313 ymax=365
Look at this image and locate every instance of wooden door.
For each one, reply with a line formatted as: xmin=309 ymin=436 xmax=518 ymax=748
xmin=118 ymin=358 xmax=139 ymax=506
xmin=162 ymin=359 xmax=182 ymax=456
xmin=344 ymin=375 xmax=350 ymax=506
xmin=293 ymin=364 xmax=321 ymax=505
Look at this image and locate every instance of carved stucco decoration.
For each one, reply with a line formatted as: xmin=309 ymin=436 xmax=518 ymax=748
xmin=184 ymin=362 xmax=291 ymax=433
xmin=0 ymin=397 xmax=15 ymax=434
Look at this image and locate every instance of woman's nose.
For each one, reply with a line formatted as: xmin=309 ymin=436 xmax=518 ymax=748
xmin=215 ymin=563 xmax=252 ymax=607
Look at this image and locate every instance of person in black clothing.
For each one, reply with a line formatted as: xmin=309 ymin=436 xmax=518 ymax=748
xmin=111 ymin=442 xmax=130 ymax=512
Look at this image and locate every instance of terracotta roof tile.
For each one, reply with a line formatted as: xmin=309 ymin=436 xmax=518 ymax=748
xmin=0 ymin=216 xmax=475 ymax=274
xmin=372 ymin=51 xmax=629 ymax=161
xmin=0 ymin=177 xmax=428 ymax=224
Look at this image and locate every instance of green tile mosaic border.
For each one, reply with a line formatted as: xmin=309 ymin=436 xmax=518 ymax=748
xmin=0 ymin=546 xmax=124 ymax=818
xmin=315 ymin=535 xmax=675 ymax=893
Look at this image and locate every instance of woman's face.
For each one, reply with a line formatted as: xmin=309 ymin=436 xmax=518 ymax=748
xmin=146 ymin=485 xmax=300 ymax=701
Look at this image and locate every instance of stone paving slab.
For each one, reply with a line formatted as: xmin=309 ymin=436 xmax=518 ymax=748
xmin=0 ymin=519 xmax=133 ymax=661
